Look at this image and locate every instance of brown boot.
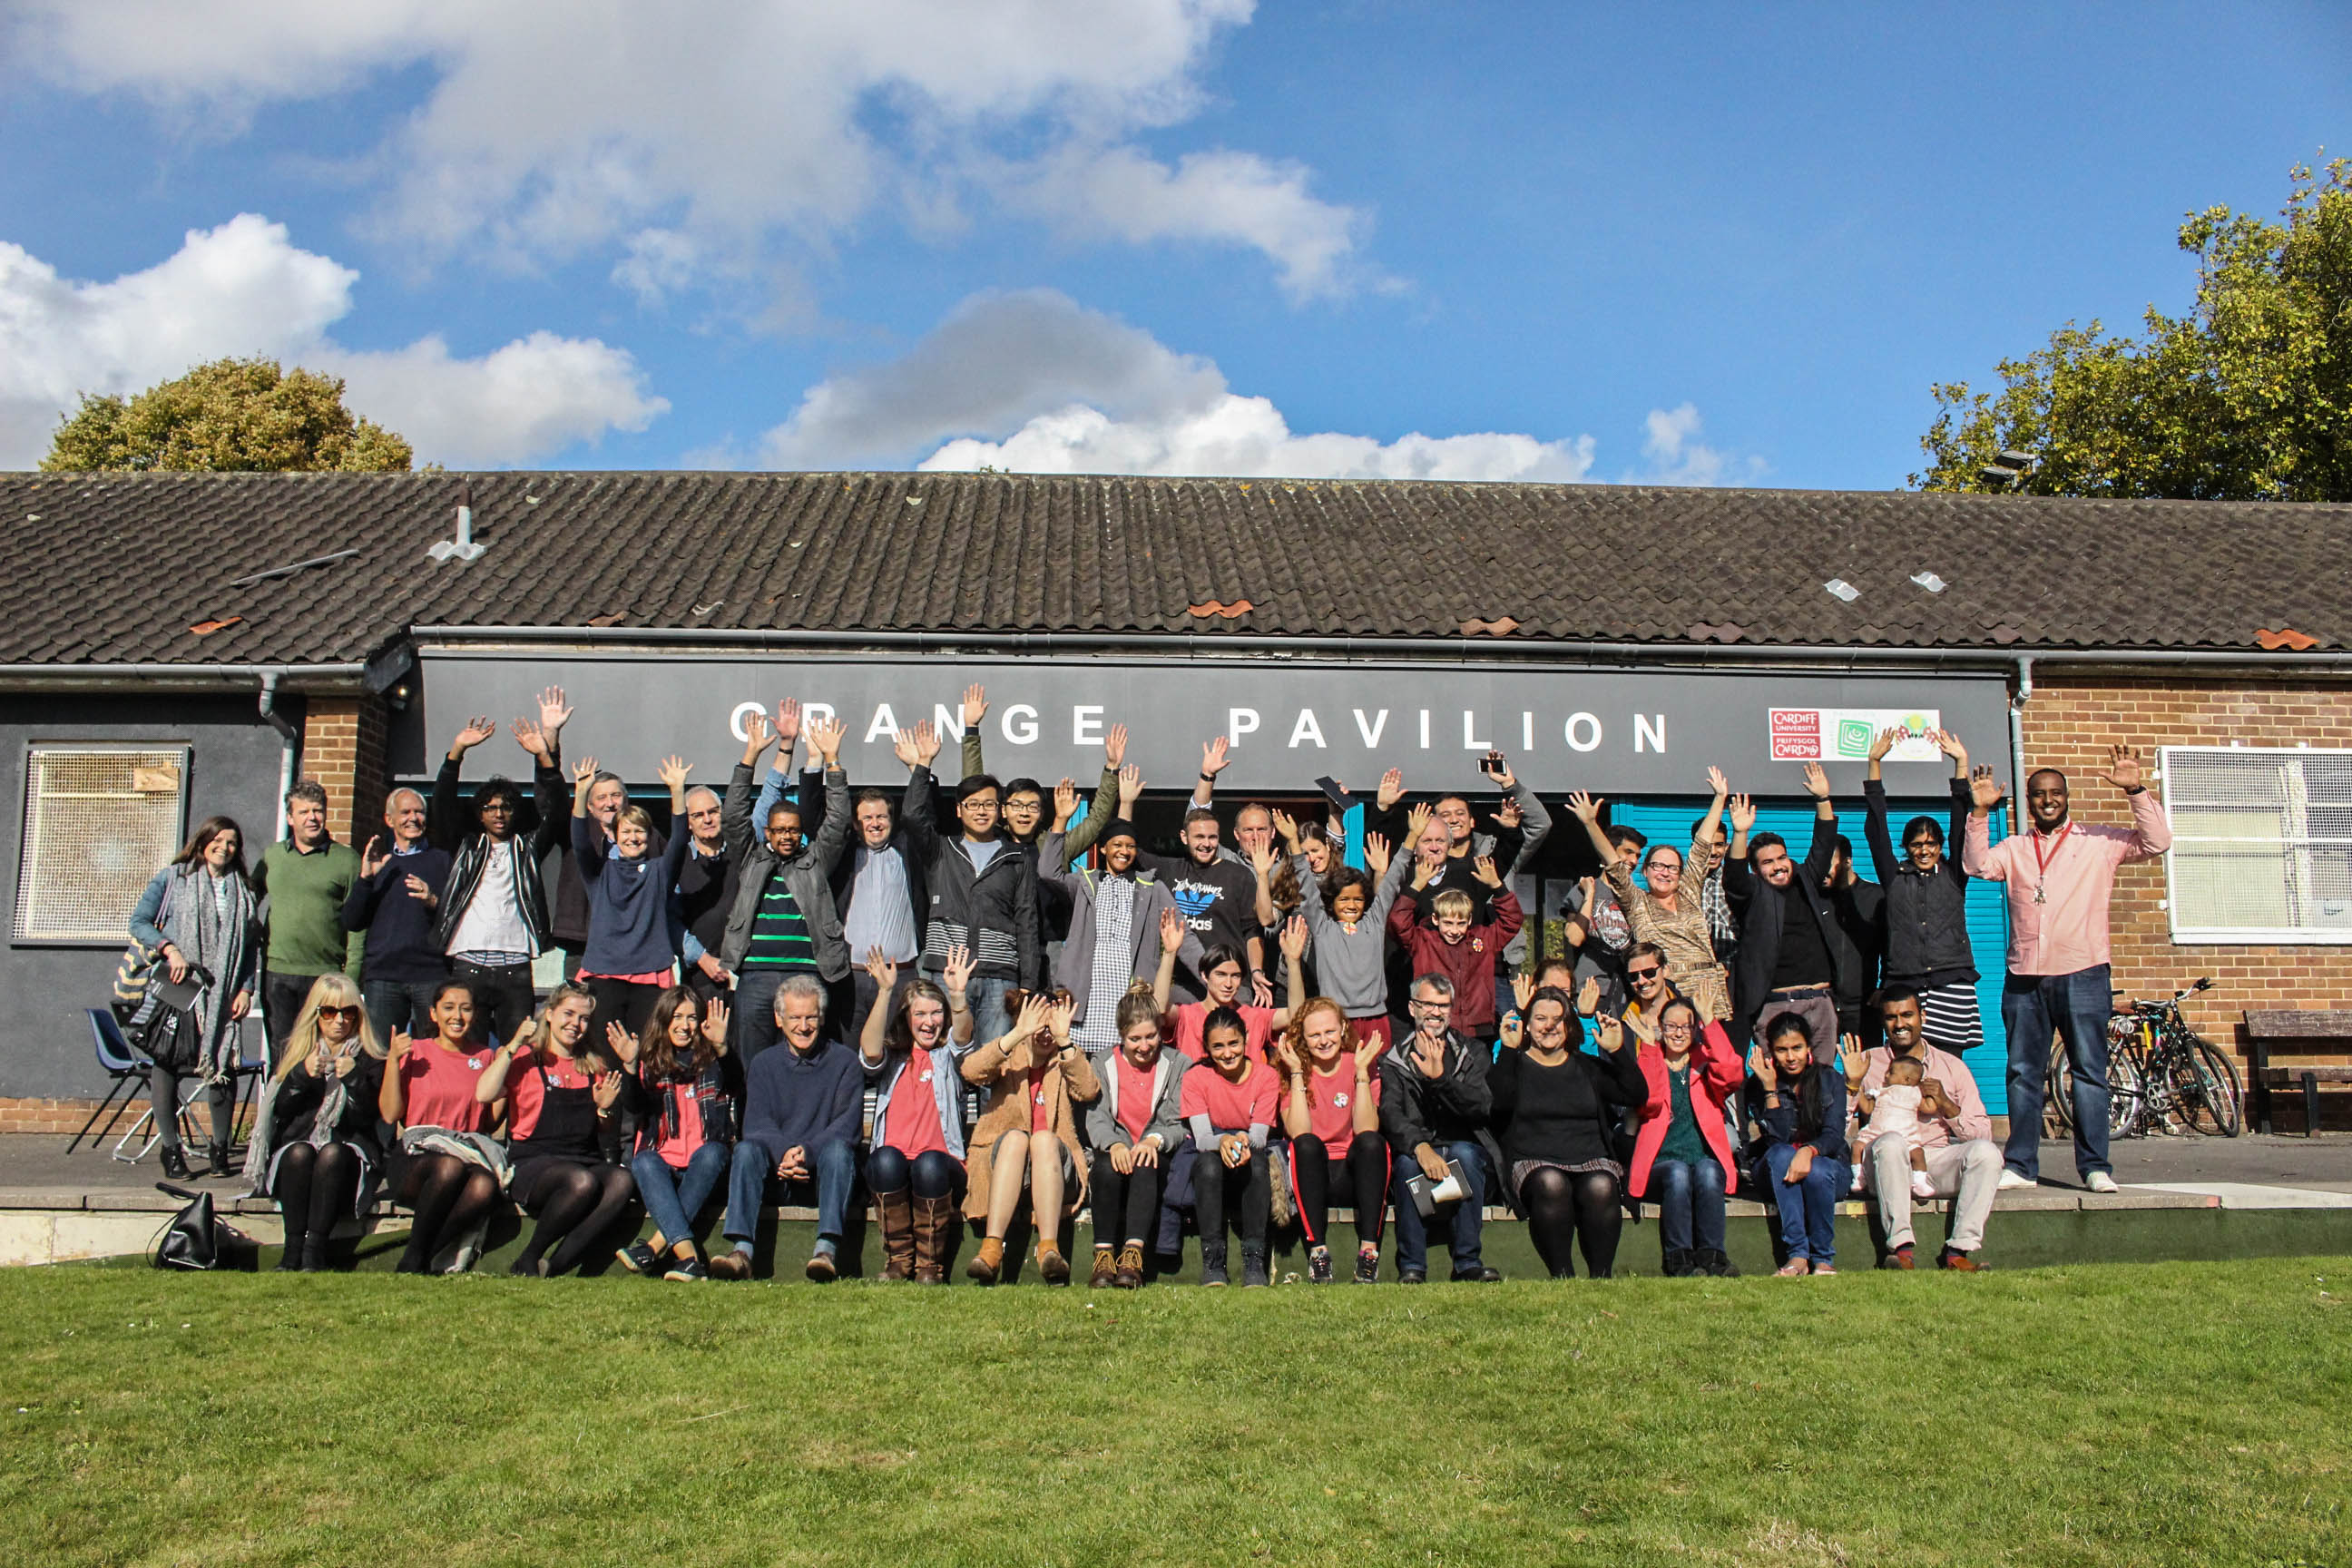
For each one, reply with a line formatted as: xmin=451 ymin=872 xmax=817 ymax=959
xmin=1114 ymin=1243 xmax=1145 ymax=1289
xmin=877 ymin=1190 xmax=916 ymax=1282
xmin=912 ymin=1194 xmax=956 ymax=1285
xmin=965 ymin=1235 xmax=1004 ymax=1285
xmin=1037 ymin=1243 xmax=1071 ymax=1286
xmin=1089 ymin=1246 xmax=1119 ymax=1289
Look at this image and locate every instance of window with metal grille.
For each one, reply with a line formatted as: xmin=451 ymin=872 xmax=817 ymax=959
xmin=2160 ymin=746 xmax=2352 ymax=944
xmin=13 ymin=747 xmax=191 ymax=944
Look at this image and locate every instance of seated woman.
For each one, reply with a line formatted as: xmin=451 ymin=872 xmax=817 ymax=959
xmin=377 ymin=979 xmax=506 ymax=1274
xmin=960 ymin=991 xmax=1100 ymax=1285
xmin=571 ymin=753 xmax=694 ymax=1040
xmin=1492 ymin=987 xmax=1644 ymax=1279
xmin=1082 ymin=984 xmax=1187 ymax=1289
xmin=259 ymin=973 xmax=386 ymax=1272
xmin=1152 ymin=923 xmax=1308 ymax=1063
xmin=859 ymin=946 xmax=977 ymax=1284
xmin=607 ymin=985 xmax=737 ymax=1281
xmin=1182 ymin=1007 xmax=1280 ymax=1288
xmin=1627 ymin=996 xmax=1744 ymax=1278
xmin=1273 ymin=997 xmax=1387 ymax=1284
xmin=476 ymin=981 xmax=634 ymax=1277
xmin=1748 ymin=1011 xmax=1852 ymax=1276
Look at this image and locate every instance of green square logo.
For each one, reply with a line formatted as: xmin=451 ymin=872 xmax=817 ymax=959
xmin=1835 ymin=719 xmax=1873 ymax=758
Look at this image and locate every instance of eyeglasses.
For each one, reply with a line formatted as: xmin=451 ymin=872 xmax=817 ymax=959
xmin=1408 ymin=997 xmax=1450 ymax=1012
xmin=318 ymin=1005 xmax=362 ymax=1024
xmin=1626 ymin=965 xmax=1661 ymax=981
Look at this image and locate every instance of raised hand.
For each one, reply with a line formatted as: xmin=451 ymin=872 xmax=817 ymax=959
xmin=911 ymin=719 xmax=942 ymax=768
xmin=1748 ymin=1044 xmax=1776 ymax=1091
xmin=1706 ymin=765 xmax=1730 ymax=798
xmin=1498 ymin=1011 xmax=1524 ymax=1051
xmin=701 ymin=998 xmax=730 ymax=1047
xmin=1801 ymin=760 xmax=1830 ymax=799
xmin=1159 ymin=906 xmax=1187 ymax=955
xmin=1405 ymin=801 xmax=1436 ymax=843
xmin=1117 ymin=763 xmax=1142 ymax=807
xmin=943 ymin=943 xmax=974 ymax=998
xmin=536 ymin=686 xmax=573 ymax=735
xmin=450 ymin=714 xmax=496 ymax=757
xmin=1494 ymin=795 xmax=1522 ymax=828
xmin=1728 ymin=794 xmax=1757 ymax=834
xmin=1867 ymin=725 xmax=1906 ymax=763
xmin=805 ymin=715 xmax=845 ymax=764
xmin=1622 ymin=1008 xmax=1658 ymax=1046
xmin=572 ymin=756 xmax=600 ymax=789
xmin=1364 ymin=831 xmax=1392 ymax=879
xmin=1279 ymin=915 xmax=1309 ymax=962
xmin=1577 ymin=975 xmax=1602 ymax=1015
xmin=1933 ymin=728 xmax=1970 ymax=768
xmin=1104 ymin=722 xmax=1129 ymax=769
xmin=1513 ymin=972 xmax=1535 ymax=1013
xmin=604 ymin=1020 xmax=636 ymax=1062
xmin=657 ymin=755 xmax=693 ymax=793
xmin=388 ymin=1030 xmax=413 ymax=1068
xmin=592 ymin=1071 xmax=624 ymax=1112
xmin=1054 ymin=778 xmax=1079 ymax=825
xmin=1353 ymin=1032 xmax=1384 ymax=1077
xmin=891 ymin=723 xmax=921 ymax=768
xmin=1200 ymin=735 xmax=1230 ymax=777
xmin=743 ymin=710 xmax=775 ymax=760
xmin=1838 ymin=1034 xmax=1869 ymax=1084
xmin=1376 ymin=768 xmax=1405 ymax=810
xmin=2098 ymin=744 xmax=2146 ymax=791
xmin=773 ymin=698 xmax=801 ymax=752
xmin=1489 ymin=753 xmax=1516 ymax=789
xmin=1009 ymin=993 xmax=1052 ymax=1046
xmin=961 ymin=683 xmax=988 ymax=729
xmin=1270 ymin=808 xmax=1299 ymax=848
xmin=510 ymin=716 xmax=549 ymax=760
xmin=360 ymin=835 xmax=391 ymax=878
xmin=1566 ymin=790 xmax=1602 ymax=824
xmin=1592 ymin=1014 xmax=1625 ymax=1055
xmin=1968 ymin=765 xmax=2005 ymax=813
xmin=1053 ymin=994 xmax=1086 ymax=1044
xmin=1473 ymin=854 xmax=1503 ymax=889
xmin=863 ymin=945 xmax=896 ymax=990
xmin=1248 ymin=839 xmax=1277 ymax=877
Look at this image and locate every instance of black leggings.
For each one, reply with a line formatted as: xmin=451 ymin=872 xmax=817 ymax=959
xmin=584 ymin=977 xmax=662 ymax=1046
xmin=868 ymin=1144 xmax=963 ymax=1200
xmin=393 ymin=1152 xmax=505 ymax=1273
xmin=1193 ymin=1144 xmax=1269 ymax=1255
xmin=1520 ymin=1165 xmax=1622 ymax=1279
xmin=272 ymin=1142 xmax=363 ymax=1252
xmin=510 ymin=1155 xmax=637 ymax=1275
xmin=1289 ymin=1131 xmax=1388 ymax=1252
xmin=1088 ymin=1148 xmax=1167 ymax=1250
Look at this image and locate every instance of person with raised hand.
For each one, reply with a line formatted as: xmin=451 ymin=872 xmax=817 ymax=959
xmin=1183 ymin=1006 xmax=1281 ymax=1287
xmin=475 ymin=981 xmax=632 ymax=1277
xmin=377 ymin=978 xmax=505 ymax=1274
xmin=1152 ymin=909 xmax=1308 ymax=1061
xmin=1081 ymin=983 xmax=1188 ymax=1289
xmin=342 ymin=786 xmax=452 ymax=1042
xmin=608 ymin=985 xmax=737 ymax=1281
xmin=1962 ymin=744 xmax=2170 ymax=1194
xmin=1491 ymin=991 xmax=1643 ymax=1279
xmin=1040 ymin=769 xmax=1190 ymax=1058
xmin=815 ymin=709 xmax=931 ymax=1044
xmin=571 ymin=748 xmax=696 ymax=1042
xmin=858 ymin=945 xmax=976 ymax=1284
xmin=1378 ymin=973 xmax=1500 ymax=1283
xmin=958 ymin=989 xmax=1101 ymax=1285
xmin=1290 ymin=808 xmax=1415 ymax=1054
xmin=1567 ymin=787 xmax=1731 ymax=1025
xmin=1862 ymin=726 xmax=1982 ymax=1057
xmin=428 ymin=692 xmax=568 ymax=1051
xmin=1274 ymin=998 xmax=1388 ymax=1284
xmin=1387 ymin=848 xmax=1524 ymax=1046
xmin=904 ymin=701 xmax=1040 ymax=1046
xmin=720 ymin=707 xmax=854 ymax=1063
xmin=1626 ymin=996 xmax=1745 ymax=1278
xmin=1746 ymin=1013 xmax=1852 ymax=1277
xmin=1723 ymin=764 xmax=1850 ymax=1064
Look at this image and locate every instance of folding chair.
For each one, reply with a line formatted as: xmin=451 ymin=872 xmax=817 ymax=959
xmin=67 ymin=1009 xmax=152 ymax=1154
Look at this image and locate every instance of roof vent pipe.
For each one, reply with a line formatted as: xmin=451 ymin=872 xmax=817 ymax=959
xmin=429 ymin=479 xmax=485 ymax=563
xmin=258 ymin=671 xmax=300 ymax=840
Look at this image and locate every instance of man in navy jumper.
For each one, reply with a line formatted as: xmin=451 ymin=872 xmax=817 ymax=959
xmin=342 ymin=787 xmax=454 ymax=1039
xmin=710 ymin=974 xmax=864 ymax=1282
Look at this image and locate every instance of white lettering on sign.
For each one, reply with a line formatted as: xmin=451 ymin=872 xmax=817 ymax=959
xmin=1566 ymin=712 xmax=1602 ymax=752
xmin=1229 ymin=708 xmax=1260 ymax=745
xmin=730 ymin=701 xmax=764 ymax=742
xmin=1418 ymin=710 xmax=1431 ymax=749
xmin=1073 ymin=705 xmax=1104 ymax=745
xmin=864 ymin=703 xmax=899 ymax=742
xmin=1462 ymin=710 xmax=1487 ymax=750
xmin=1522 ymin=711 xmax=1534 ymax=750
xmin=1289 ymin=709 xmax=1327 ymax=748
xmin=934 ymin=703 xmax=965 ymax=740
xmin=1635 ymin=713 xmax=1667 ymax=753
xmin=804 ymin=702 xmax=837 ymax=731
xmin=1002 ymin=704 xmax=1039 ymax=744
xmin=1354 ymin=709 xmax=1388 ymax=746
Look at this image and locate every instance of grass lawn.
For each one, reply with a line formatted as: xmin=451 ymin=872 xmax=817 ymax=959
xmin=2 ymin=1256 xmax=2346 ymax=1567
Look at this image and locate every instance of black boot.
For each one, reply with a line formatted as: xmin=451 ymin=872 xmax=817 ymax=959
xmin=1700 ymin=1248 xmax=1740 ymax=1279
xmin=1200 ymin=1240 xmax=1230 ymax=1287
xmin=300 ymin=1235 xmax=330 ymax=1273
xmin=207 ymin=1142 xmax=231 ymax=1178
xmin=159 ymin=1145 xmax=191 ymax=1181
xmin=274 ymin=1230 xmax=307 ymax=1271
xmin=1661 ymin=1247 xmax=1694 ymax=1278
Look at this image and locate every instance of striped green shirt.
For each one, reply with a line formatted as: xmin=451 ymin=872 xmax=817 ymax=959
xmin=741 ymin=867 xmax=815 ymax=970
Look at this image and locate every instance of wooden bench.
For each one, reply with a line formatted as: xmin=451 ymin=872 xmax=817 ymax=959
xmin=2242 ymin=1010 xmax=2352 ymax=1135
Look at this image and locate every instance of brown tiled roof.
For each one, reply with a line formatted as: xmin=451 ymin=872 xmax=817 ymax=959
xmin=0 ymin=468 xmax=2345 ymax=668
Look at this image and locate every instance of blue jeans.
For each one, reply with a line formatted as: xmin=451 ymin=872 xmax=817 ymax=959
xmin=965 ymin=975 xmax=1015 ymax=1049
xmin=867 ymin=1144 xmax=963 ymax=1200
xmin=630 ymin=1142 xmax=730 ymax=1249
xmin=724 ymin=1137 xmax=858 ymax=1251
xmin=1387 ymin=1140 xmax=1488 ymax=1276
xmin=362 ymin=977 xmax=444 ymax=1042
xmin=2001 ymin=965 xmax=2112 ymax=1181
xmin=733 ymin=968 xmax=803 ymax=1064
xmin=1761 ymin=1142 xmax=1851 ymax=1265
xmin=1650 ymin=1156 xmax=1726 ymax=1255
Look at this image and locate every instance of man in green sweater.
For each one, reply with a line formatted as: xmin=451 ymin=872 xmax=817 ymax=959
xmin=251 ymin=779 xmax=364 ymax=1060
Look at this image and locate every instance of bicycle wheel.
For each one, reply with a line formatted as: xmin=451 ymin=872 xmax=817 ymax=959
xmin=2180 ymin=1038 xmax=2243 ymax=1137
xmin=2044 ymin=1057 xmax=2074 ymax=1137
xmin=2107 ymin=1038 xmax=2146 ymax=1138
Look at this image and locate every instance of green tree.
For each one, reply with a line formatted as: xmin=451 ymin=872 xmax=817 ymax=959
xmin=1914 ymin=160 xmax=2352 ymax=501
xmin=41 ymin=357 xmax=413 ymax=473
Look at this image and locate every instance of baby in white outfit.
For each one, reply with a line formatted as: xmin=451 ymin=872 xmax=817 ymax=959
xmin=1857 ymin=1056 xmax=1936 ymax=1200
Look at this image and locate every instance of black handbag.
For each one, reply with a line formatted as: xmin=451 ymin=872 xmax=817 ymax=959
xmin=150 ymin=1182 xmax=254 ymax=1271
xmin=134 ymin=966 xmax=211 ymax=1073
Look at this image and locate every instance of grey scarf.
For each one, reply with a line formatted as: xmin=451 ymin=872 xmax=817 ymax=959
xmin=149 ymin=866 xmax=258 ymax=1083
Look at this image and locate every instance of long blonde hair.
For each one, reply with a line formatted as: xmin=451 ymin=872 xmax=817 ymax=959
xmin=274 ymin=972 xmax=385 ymax=1081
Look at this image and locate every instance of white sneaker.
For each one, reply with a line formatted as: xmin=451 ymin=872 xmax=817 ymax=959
xmin=1996 ymin=1169 xmax=2036 ymax=1191
xmin=2084 ymin=1171 xmax=2120 ymax=1194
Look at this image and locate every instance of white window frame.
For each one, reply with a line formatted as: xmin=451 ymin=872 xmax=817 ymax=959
xmin=2160 ymin=743 xmax=2352 ymax=946
xmin=12 ymin=743 xmax=192 ymax=946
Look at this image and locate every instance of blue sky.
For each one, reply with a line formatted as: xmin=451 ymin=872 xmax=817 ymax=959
xmin=2 ymin=2 xmax=2344 ymax=485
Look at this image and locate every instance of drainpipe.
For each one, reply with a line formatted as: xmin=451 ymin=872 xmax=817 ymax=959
xmin=258 ymin=671 xmax=300 ymax=842
xmin=2008 ymin=654 xmax=2034 ymax=838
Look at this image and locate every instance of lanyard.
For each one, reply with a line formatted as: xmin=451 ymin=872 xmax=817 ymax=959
xmin=2030 ymin=823 xmax=2071 ymax=903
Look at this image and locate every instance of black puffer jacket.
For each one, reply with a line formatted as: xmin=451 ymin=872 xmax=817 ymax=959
xmin=910 ymin=814 xmax=1039 ymax=985
xmin=1862 ymin=778 xmax=1977 ymax=986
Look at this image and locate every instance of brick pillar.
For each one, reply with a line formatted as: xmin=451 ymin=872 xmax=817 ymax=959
xmin=300 ymin=694 xmax=393 ymax=846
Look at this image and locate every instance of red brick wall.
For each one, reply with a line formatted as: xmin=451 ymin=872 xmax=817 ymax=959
xmin=0 ymin=1096 xmax=243 ymax=1137
xmin=2021 ymin=674 xmax=2352 ymax=1128
xmin=299 ymin=694 xmax=392 ymax=847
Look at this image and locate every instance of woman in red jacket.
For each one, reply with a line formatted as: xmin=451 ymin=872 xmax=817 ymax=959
xmin=1627 ymin=996 xmax=1743 ymax=1278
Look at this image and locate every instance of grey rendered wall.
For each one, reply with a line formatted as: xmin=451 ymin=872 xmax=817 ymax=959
xmin=0 ymin=694 xmax=287 ymax=1099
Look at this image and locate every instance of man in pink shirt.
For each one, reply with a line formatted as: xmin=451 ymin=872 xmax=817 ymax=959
xmin=1962 ymin=746 xmax=2171 ymax=1193
xmin=1849 ymin=987 xmax=2002 ymax=1269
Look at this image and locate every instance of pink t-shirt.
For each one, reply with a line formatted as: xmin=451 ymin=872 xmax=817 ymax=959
xmin=652 ymin=1088 xmax=706 ymax=1168
xmin=1171 ymin=1003 xmax=1275 ymax=1064
xmin=881 ymin=1055 xmax=951 ymax=1160
xmin=397 ymin=1042 xmax=498 ymax=1133
xmin=1302 ymin=1063 xmax=1380 ymax=1161
xmin=1114 ymin=1055 xmax=1157 ymax=1144
xmin=1181 ymin=1057 xmax=1279 ymax=1133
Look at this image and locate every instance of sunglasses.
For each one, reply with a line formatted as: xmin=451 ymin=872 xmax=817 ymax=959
xmin=1626 ymin=965 xmax=1662 ymax=981
xmin=319 ymin=1005 xmax=363 ymax=1024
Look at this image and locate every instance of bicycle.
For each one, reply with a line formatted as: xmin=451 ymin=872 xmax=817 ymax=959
xmin=2044 ymin=1019 xmax=2144 ymax=1140
xmin=2110 ymin=977 xmax=2243 ymax=1137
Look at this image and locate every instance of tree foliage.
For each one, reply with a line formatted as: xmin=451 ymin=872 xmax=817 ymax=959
xmin=1915 ymin=161 xmax=2352 ymax=500
xmin=41 ymin=358 xmax=413 ymax=474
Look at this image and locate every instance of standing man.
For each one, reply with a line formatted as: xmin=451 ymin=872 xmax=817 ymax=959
xmin=341 ymin=787 xmax=452 ymax=1040
xmin=899 ymin=717 xmax=1037 ymax=1045
xmin=672 ymin=777 xmax=739 ymax=1016
xmin=1378 ymin=974 xmax=1502 ymax=1284
xmin=1963 ymin=747 xmax=2170 ymax=1193
xmin=427 ymin=696 xmax=569 ymax=1051
xmin=1722 ymin=763 xmax=1850 ymax=1063
xmin=1141 ymin=737 xmax=1267 ymax=1004
xmin=720 ymin=710 xmax=853 ymax=1063
xmin=1850 ymin=986 xmax=2003 ymax=1269
xmin=251 ymin=779 xmax=363 ymax=1059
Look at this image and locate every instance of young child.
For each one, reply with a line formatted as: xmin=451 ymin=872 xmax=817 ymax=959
xmin=1856 ymin=1055 xmax=1936 ymax=1200
xmin=1388 ymin=854 xmax=1524 ymax=1043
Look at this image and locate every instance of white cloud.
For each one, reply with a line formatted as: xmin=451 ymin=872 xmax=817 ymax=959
xmin=1637 ymin=401 xmax=1764 ymax=486
xmin=14 ymin=1 xmax=1368 ymax=300
xmin=0 ymin=213 xmax=665 ymax=467
xmin=758 ymin=289 xmax=1592 ymax=480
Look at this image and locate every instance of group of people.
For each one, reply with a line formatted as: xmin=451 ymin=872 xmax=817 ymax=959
xmin=121 ymin=679 xmax=2172 ymax=1284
